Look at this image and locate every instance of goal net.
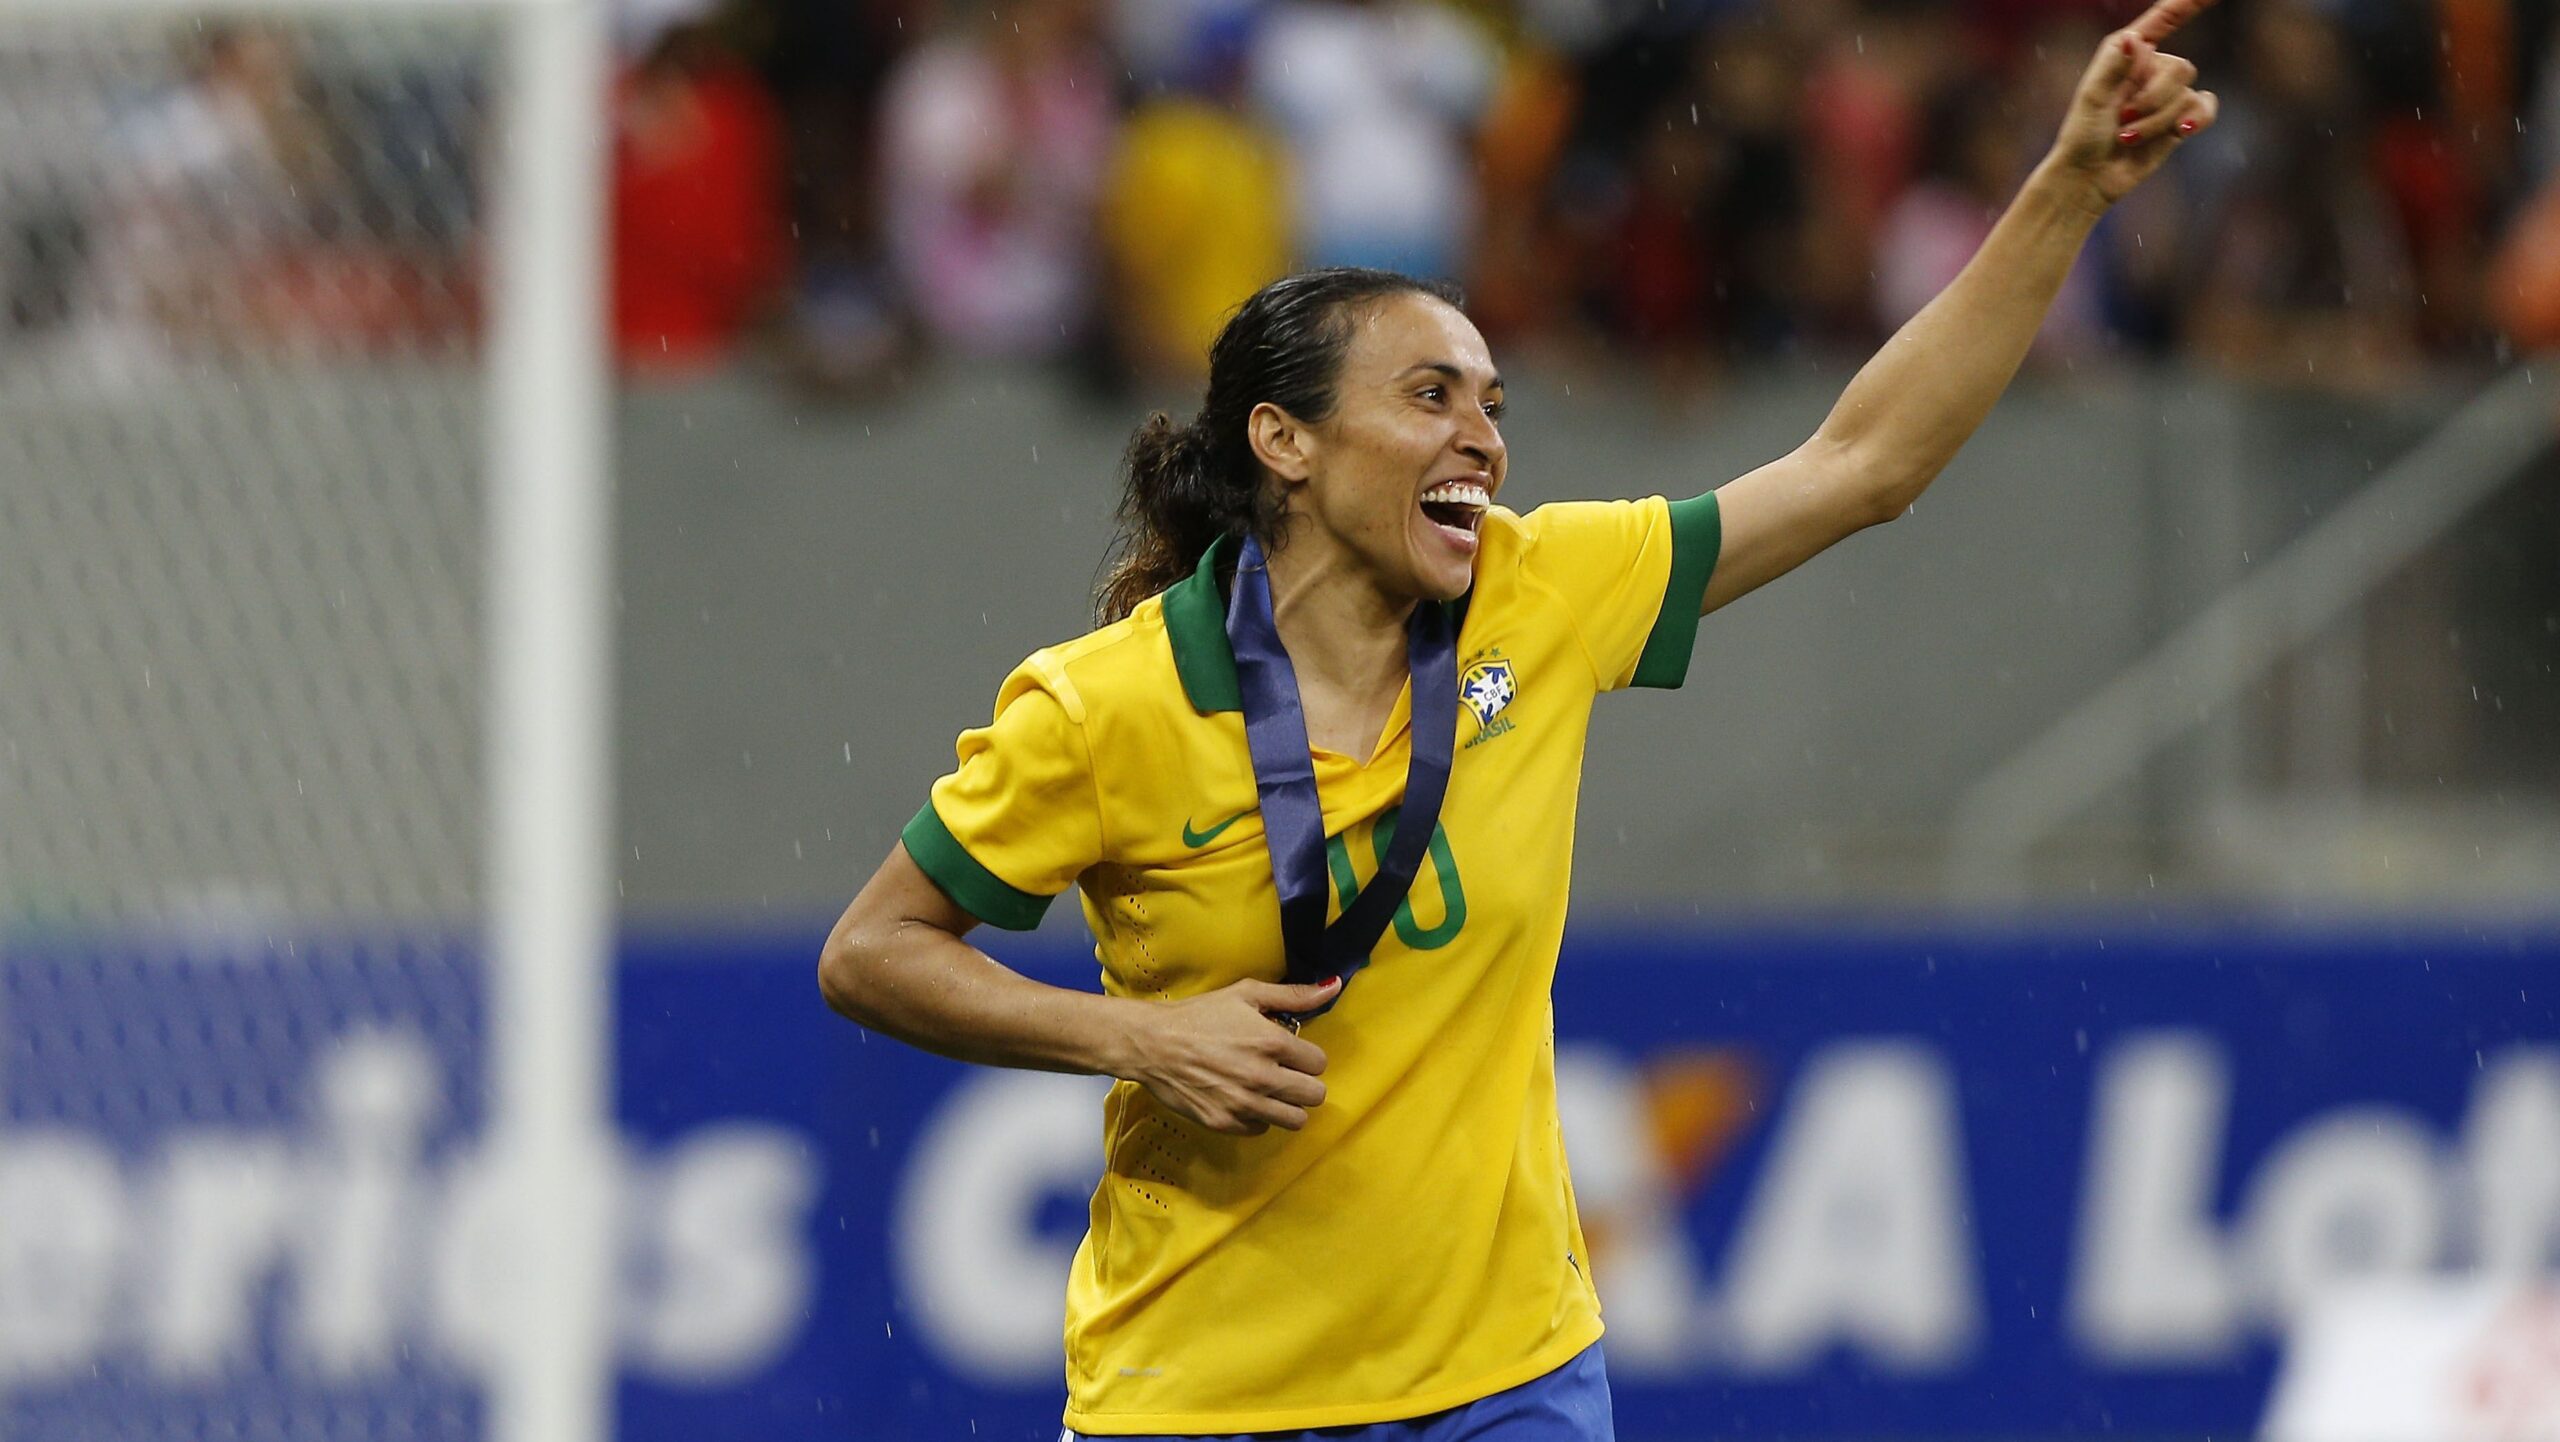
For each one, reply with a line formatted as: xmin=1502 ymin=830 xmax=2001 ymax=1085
xmin=0 ymin=2 xmax=609 ymax=1439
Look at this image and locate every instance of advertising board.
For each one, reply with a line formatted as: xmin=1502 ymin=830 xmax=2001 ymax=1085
xmin=4 ymin=923 xmax=2552 ymax=1439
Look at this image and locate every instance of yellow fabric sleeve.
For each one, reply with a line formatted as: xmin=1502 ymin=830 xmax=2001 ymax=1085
xmin=1514 ymin=492 xmax=1722 ymax=691
xmin=902 ymin=659 xmax=1102 ymax=929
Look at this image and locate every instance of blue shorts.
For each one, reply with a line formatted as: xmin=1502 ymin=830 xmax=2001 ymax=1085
xmin=1061 ymin=1343 xmax=1614 ymax=1442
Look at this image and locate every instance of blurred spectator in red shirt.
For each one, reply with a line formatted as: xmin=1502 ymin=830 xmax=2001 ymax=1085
xmin=611 ymin=17 xmax=790 ymax=376
xmin=1791 ymin=0 xmax=1966 ymax=341
xmin=1605 ymin=95 xmax=1719 ymax=371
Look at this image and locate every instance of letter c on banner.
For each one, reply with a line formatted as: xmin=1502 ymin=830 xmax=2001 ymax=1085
xmin=893 ymin=1072 xmax=1110 ymax=1381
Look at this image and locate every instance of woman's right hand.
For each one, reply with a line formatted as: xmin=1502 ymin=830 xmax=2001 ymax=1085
xmin=1123 ymin=977 xmax=1339 ymax=1135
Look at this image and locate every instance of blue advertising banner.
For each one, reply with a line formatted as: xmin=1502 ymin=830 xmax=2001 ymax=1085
xmin=4 ymin=922 xmax=2553 ymax=1441
xmin=618 ymin=921 xmax=2560 ymax=1442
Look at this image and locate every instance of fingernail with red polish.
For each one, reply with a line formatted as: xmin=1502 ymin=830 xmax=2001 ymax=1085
xmin=2118 ymin=128 xmax=2141 ymax=145
xmin=2119 ymin=105 xmax=2141 ymax=123
xmin=2120 ymin=33 xmax=2136 ymax=54
xmin=2177 ymin=118 xmax=2197 ymax=134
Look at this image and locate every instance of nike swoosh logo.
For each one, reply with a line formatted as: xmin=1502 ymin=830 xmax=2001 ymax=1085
xmin=1182 ymin=810 xmax=1253 ymax=848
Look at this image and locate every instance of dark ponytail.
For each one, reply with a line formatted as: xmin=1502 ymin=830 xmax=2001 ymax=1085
xmin=1096 ymin=268 xmax=1466 ymax=624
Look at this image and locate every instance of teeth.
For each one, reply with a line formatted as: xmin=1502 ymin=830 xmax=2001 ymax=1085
xmin=1420 ymin=482 xmax=1490 ymax=507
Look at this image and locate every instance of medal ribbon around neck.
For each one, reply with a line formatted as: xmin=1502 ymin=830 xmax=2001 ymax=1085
xmin=1224 ymin=532 xmax=1458 ymax=1021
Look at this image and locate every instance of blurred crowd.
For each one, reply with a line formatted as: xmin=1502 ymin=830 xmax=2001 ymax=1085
xmin=14 ymin=0 xmax=2560 ymax=396
xmin=612 ymin=0 xmax=2560 ymax=398
xmin=0 ymin=23 xmax=482 ymax=382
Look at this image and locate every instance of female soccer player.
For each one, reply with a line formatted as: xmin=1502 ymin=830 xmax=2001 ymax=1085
xmin=821 ymin=7 xmax=2218 ymax=1437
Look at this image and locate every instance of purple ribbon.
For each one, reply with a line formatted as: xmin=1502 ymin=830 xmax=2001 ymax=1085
xmin=1225 ymin=533 xmax=1458 ymax=1018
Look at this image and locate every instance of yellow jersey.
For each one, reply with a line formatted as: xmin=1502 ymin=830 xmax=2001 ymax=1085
xmin=901 ymin=493 xmax=1721 ymax=1434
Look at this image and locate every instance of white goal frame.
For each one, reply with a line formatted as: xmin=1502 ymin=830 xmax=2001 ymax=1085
xmin=0 ymin=0 xmax=617 ymax=1436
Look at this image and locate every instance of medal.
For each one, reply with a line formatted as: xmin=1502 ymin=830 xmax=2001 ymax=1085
xmin=1224 ymin=533 xmax=1459 ymax=1022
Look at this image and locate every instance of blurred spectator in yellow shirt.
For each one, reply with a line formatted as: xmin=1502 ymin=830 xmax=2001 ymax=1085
xmin=1099 ymin=8 xmax=1290 ymax=381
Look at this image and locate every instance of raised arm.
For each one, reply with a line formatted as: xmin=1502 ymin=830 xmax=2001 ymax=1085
xmin=1701 ymin=0 xmax=2219 ymax=615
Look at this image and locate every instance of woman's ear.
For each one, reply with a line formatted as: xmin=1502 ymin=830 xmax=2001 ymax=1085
xmin=1247 ymin=401 xmax=1314 ymax=485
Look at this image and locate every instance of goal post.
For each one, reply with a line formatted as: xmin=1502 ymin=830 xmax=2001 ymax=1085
xmin=0 ymin=0 xmax=614 ymax=1434
xmin=485 ymin=1 xmax=612 ymax=1441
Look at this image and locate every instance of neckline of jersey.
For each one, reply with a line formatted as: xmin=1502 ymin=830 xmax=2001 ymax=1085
xmin=1160 ymin=532 xmax=1470 ymax=718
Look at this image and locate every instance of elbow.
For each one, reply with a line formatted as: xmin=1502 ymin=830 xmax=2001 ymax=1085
xmin=1859 ymin=485 xmax=1916 ymax=529
xmin=1851 ymin=453 xmax=1935 ymax=529
xmin=817 ymin=924 xmax=885 ymax=1027
xmin=1839 ymin=465 xmax=1919 ymax=531
xmin=1803 ymin=433 xmax=1923 ymax=530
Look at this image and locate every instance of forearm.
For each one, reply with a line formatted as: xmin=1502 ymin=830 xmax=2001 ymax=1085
xmin=820 ymin=919 xmax=1142 ymax=1078
xmin=1817 ymin=160 xmax=2105 ymax=508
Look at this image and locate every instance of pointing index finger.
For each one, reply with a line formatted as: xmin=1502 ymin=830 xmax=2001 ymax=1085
xmin=2129 ymin=0 xmax=2215 ymax=45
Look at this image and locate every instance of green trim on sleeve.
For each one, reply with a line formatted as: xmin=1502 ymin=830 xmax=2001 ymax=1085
xmin=900 ymin=803 xmax=1056 ymax=931
xmin=1628 ymin=491 xmax=1723 ymax=690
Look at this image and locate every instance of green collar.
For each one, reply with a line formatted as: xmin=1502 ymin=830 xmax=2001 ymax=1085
xmin=1158 ymin=532 xmax=1471 ymax=715
xmin=1161 ymin=534 xmax=1244 ymax=712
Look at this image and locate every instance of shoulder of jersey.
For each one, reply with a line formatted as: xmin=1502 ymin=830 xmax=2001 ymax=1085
xmin=1015 ymin=597 xmax=1184 ymax=727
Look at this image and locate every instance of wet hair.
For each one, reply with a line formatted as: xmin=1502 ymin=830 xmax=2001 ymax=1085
xmin=1094 ymin=267 xmax=1466 ymax=625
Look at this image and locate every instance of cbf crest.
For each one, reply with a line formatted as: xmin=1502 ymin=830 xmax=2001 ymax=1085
xmin=1459 ymin=658 xmax=1518 ymax=748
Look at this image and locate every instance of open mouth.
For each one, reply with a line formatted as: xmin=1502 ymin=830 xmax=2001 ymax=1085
xmin=1419 ymin=480 xmax=1490 ymax=538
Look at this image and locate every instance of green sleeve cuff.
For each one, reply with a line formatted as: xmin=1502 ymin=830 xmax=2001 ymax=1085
xmin=900 ymin=803 xmax=1056 ymax=931
xmin=1629 ymin=491 xmax=1723 ymax=689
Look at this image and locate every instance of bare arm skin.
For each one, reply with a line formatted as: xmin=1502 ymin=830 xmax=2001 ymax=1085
xmin=1703 ymin=0 xmax=2221 ymax=616
xmin=819 ymin=844 xmax=1341 ymax=1136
